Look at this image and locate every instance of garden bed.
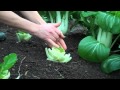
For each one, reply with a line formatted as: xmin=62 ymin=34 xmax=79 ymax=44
xmin=0 ymin=23 xmax=120 ymax=79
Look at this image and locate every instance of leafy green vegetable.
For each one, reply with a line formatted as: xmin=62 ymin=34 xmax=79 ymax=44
xmin=80 ymin=11 xmax=97 ymax=17
xmin=77 ymin=11 xmax=120 ymax=73
xmin=16 ymin=31 xmax=32 ymax=42
xmin=108 ymin=11 xmax=120 ymax=18
xmin=0 ymin=53 xmax=18 ymax=79
xmin=39 ymin=11 xmax=70 ymax=35
xmin=45 ymin=47 xmax=72 ymax=63
xmin=73 ymin=11 xmax=97 ymax=38
xmin=56 ymin=11 xmax=69 ymax=34
xmin=78 ymin=11 xmax=120 ymax=62
xmin=101 ymin=54 xmax=120 ymax=73
xmin=95 ymin=12 xmax=120 ymax=34
xmin=78 ymin=36 xmax=110 ymax=62
xmin=97 ymin=28 xmax=113 ymax=48
xmin=39 ymin=11 xmax=120 ymax=73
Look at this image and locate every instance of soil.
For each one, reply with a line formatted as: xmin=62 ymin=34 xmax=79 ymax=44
xmin=0 ymin=23 xmax=120 ymax=79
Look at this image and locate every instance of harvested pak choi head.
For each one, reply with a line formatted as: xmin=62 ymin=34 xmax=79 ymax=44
xmin=45 ymin=47 xmax=72 ymax=63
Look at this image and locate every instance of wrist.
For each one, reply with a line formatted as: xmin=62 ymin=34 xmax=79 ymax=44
xmin=34 ymin=18 xmax=46 ymax=25
xmin=28 ymin=24 xmax=40 ymax=35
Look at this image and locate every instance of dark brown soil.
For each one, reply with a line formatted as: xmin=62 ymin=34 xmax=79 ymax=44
xmin=0 ymin=23 xmax=120 ymax=79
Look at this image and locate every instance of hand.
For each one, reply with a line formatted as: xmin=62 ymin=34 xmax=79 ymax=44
xmin=32 ymin=23 xmax=67 ymax=50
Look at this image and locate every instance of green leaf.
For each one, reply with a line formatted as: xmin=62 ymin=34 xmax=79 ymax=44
xmin=16 ymin=33 xmax=24 ymax=42
xmin=101 ymin=54 xmax=120 ymax=73
xmin=16 ymin=31 xmax=32 ymax=42
xmin=81 ymin=11 xmax=97 ymax=17
xmin=45 ymin=48 xmax=54 ymax=60
xmin=96 ymin=12 xmax=120 ymax=34
xmin=24 ymin=33 xmax=32 ymax=41
xmin=78 ymin=36 xmax=110 ymax=63
xmin=0 ymin=53 xmax=18 ymax=72
xmin=108 ymin=11 xmax=120 ymax=18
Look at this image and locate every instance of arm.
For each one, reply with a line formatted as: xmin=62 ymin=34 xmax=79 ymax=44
xmin=0 ymin=11 xmax=67 ymax=50
xmin=19 ymin=11 xmax=67 ymax=49
xmin=0 ymin=11 xmax=39 ymax=33
xmin=19 ymin=11 xmax=46 ymax=24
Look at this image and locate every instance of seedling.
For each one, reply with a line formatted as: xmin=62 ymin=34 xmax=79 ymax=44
xmin=0 ymin=53 xmax=18 ymax=79
xmin=16 ymin=30 xmax=32 ymax=42
xmin=45 ymin=47 xmax=72 ymax=63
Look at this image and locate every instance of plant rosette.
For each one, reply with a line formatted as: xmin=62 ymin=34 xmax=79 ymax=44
xmin=45 ymin=47 xmax=72 ymax=63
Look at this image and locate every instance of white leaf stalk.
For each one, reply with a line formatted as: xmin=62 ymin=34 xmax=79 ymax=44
xmin=45 ymin=47 xmax=72 ymax=63
xmin=56 ymin=11 xmax=69 ymax=35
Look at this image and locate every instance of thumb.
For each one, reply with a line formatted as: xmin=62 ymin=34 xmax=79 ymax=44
xmin=53 ymin=22 xmax=61 ymax=27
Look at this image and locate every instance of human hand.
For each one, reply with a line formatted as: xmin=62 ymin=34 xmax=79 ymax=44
xmin=32 ymin=23 xmax=67 ymax=50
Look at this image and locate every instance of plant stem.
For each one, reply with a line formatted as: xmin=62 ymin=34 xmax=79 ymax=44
xmin=90 ymin=17 xmax=96 ymax=38
xmin=111 ymin=34 xmax=120 ymax=49
xmin=56 ymin=11 xmax=69 ymax=34
xmin=48 ymin=11 xmax=54 ymax=23
xmin=97 ymin=28 xmax=112 ymax=48
xmin=56 ymin=11 xmax=61 ymax=23
xmin=111 ymin=50 xmax=120 ymax=53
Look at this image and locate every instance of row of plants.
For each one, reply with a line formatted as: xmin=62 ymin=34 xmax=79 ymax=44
xmin=39 ymin=11 xmax=120 ymax=74
xmin=1 ymin=11 xmax=120 ymax=79
xmin=77 ymin=11 xmax=120 ymax=74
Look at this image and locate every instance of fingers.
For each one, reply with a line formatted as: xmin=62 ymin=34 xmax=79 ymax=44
xmin=53 ymin=22 xmax=61 ymax=27
xmin=47 ymin=39 xmax=59 ymax=48
xmin=49 ymin=35 xmax=57 ymax=42
xmin=58 ymin=38 xmax=67 ymax=50
xmin=50 ymin=32 xmax=67 ymax=50
xmin=56 ymin=42 xmax=62 ymax=47
xmin=49 ymin=28 xmax=67 ymax=50
xmin=39 ymin=23 xmax=67 ymax=50
xmin=51 ymin=23 xmax=65 ymax=38
xmin=49 ymin=26 xmax=65 ymax=42
xmin=50 ymin=30 xmax=60 ymax=41
xmin=48 ymin=23 xmax=65 ymax=38
xmin=55 ymin=29 xmax=65 ymax=38
xmin=46 ymin=38 xmax=67 ymax=50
